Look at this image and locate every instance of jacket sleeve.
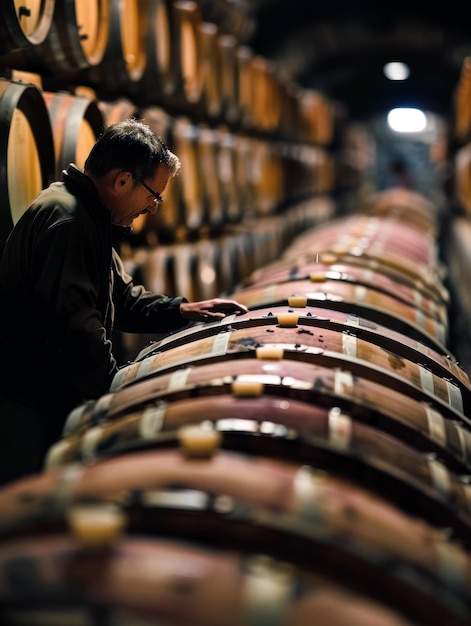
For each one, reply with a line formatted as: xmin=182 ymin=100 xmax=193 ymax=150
xmin=111 ymin=250 xmax=189 ymax=333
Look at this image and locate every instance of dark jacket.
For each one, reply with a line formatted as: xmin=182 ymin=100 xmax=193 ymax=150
xmin=0 ymin=164 xmax=188 ymax=416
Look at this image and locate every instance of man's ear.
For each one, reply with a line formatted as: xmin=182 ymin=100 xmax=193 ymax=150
xmin=114 ymin=170 xmax=132 ymax=191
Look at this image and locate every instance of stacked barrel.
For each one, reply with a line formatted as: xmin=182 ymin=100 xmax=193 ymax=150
xmin=445 ymin=54 xmax=471 ymax=376
xmin=0 ymin=186 xmax=470 ymax=626
xmin=0 ymin=0 xmax=339 ymax=247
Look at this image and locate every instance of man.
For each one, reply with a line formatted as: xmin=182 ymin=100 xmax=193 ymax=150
xmin=0 ymin=118 xmax=247 ymax=485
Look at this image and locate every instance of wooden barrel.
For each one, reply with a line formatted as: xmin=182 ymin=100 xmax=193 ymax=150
xmin=248 ymin=138 xmax=285 ymax=216
xmin=0 ymin=0 xmax=55 ymax=56
xmin=173 ymin=0 xmax=204 ymax=106
xmin=216 ymin=33 xmax=240 ymax=124
xmin=234 ymin=133 xmax=257 ymax=216
xmin=142 ymin=241 xmax=219 ymax=303
xmin=365 ymin=186 xmax=439 ymax=233
xmin=282 ymin=246 xmax=448 ymax=305
xmin=455 ymin=144 xmax=471 ymax=216
xmin=444 ymin=217 xmax=471 ymax=316
xmin=43 ymin=91 xmax=104 ymax=177
xmin=283 ymin=195 xmax=336 ymax=235
xmin=171 ymin=116 xmax=205 ymax=233
xmin=140 ymin=244 xmax=181 ymax=298
xmin=215 ymin=229 xmax=256 ymax=294
xmin=136 ymin=0 xmax=204 ymax=112
xmin=80 ymin=0 xmax=149 ymax=98
xmin=98 ymin=97 xmax=140 ymax=126
xmin=226 ymin=220 xmax=290 ymax=286
xmin=252 ymin=215 xmax=292 ymax=267
xmin=65 ymin=356 xmax=471 ymax=475
xmin=0 ymin=531 xmax=433 ymax=626
xmin=193 ymin=237 xmax=223 ymax=299
xmin=278 ymin=78 xmax=303 ymax=141
xmin=148 ymin=0 xmax=185 ymax=104
xmin=285 ymin=213 xmax=439 ymax=268
xmin=130 ymin=0 xmax=173 ymax=105
xmin=113 ymin=304 xmax=469 ymax=393
xmin=0 ymin=78 xmax=55 ymax=253
xmin=11 ymin=451 xmax=471 ymax=578
xmin=237 ymin=45 xmax=254 ymax=129
xmin=251 ymin=56 xmax=282 ymax=133
xmin=217 ymin=126 xmax=243 ymax=223
xmin=242 ymin=262 xmax=447 ymax=323
xmin=199 ymin=21 xmax=223 ymax=119
xmin=246 ymin=248 xmax=448 ymax=307
xmin=197 ymin=124 xmax=225 ymax=230
xmin=0 ymin=447 xmax=470 ymax=624
xmin=42 ymin=404 xmax=471 ymax=542
xmin=299 ymin=89 xmax=335 ymax=146
xmin=285 ymin=226 xmax=439 ymax=271
xmin=454 ymin=56 xmax=471 ymax=143
xmin=316 ymin=149 xmax=336 ymax=195
xmin=6 ymin=0 xmax=109 ymax=77
xmin=229 ymin=279 xmax=448 ymax=352
xmin=108 ymin=312 xmax=467 ymax=424
xmin=442 ymin=216 xmax=471 ymax=376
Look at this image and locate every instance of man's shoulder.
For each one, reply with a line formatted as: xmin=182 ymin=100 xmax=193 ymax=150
xmin=33 ymin=181 xmax=98 ymax=223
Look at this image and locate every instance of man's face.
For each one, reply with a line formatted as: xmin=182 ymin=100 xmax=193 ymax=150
xmin=110 ymin=165 xmax=171 ymax=227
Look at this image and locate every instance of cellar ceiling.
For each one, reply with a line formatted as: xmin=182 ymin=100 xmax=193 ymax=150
xmin=223 ymin=0 xmax=471 ymax=122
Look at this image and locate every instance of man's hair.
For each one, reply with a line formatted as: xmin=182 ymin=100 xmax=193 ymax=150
xmin=84 ymin=118 xmax=180 ymax=181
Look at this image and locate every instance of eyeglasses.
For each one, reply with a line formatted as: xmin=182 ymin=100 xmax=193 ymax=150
xmin=139 ymin=179 xmax=164 ymax=203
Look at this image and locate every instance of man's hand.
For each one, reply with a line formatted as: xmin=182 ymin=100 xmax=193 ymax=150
xmin=180 ymin=298 xmax=248 ymax=322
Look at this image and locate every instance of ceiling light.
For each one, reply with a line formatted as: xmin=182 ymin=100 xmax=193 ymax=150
xmin=387 ymin=108 xmax=427 ymax=133
xmin=383 ymin=62 xmax=410 ymax=81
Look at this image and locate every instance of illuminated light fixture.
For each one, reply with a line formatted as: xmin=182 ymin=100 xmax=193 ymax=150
xmin=383 ymin=61 xmax=410 ymax=81
xmin=387 ymin=107 xmax=427 ymax=133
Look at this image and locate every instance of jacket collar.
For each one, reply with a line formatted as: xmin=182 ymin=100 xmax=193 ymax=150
xmin=62 ymin=164 xmax=131 ymax=243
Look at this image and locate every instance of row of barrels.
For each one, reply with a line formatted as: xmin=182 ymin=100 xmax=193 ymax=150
xmin=443 ymin=214 xmax=471 ymax=377
xmin=119 ymin=196 xmax=335 ymax=360
xmin=0 ymin=0 xmax=337 ymax=140
xmin=0 ymin=75 xmax=334 ymax=254
xmin=1 ymin=187 xmax=471 ymax=625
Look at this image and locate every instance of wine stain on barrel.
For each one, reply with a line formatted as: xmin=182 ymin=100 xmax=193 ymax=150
xmin=387 ymin=354 xmax=406 ymax=370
